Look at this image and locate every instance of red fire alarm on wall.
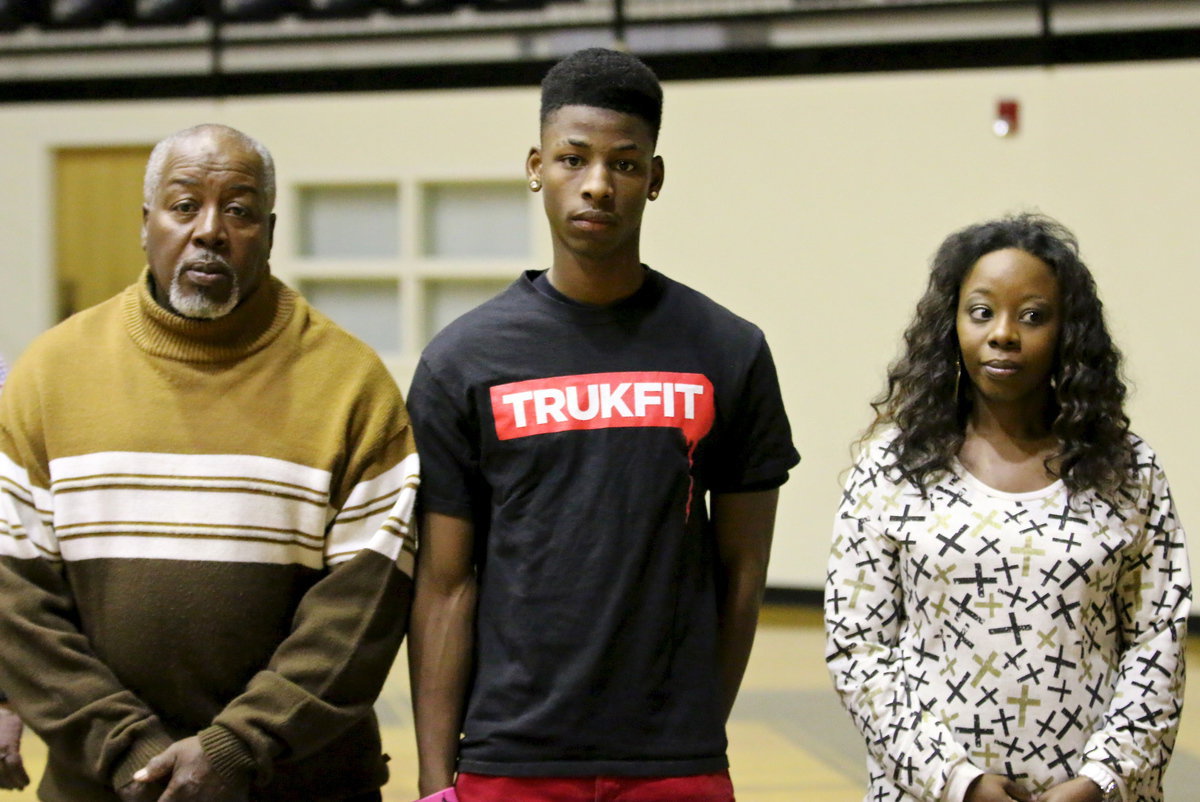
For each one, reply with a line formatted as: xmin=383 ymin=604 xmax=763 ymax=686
xmin=994 ymin=98 xmax=1019 ymax=137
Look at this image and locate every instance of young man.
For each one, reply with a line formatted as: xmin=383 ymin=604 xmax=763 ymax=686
xmin=408 ymin=48 xmax=799 ymax=802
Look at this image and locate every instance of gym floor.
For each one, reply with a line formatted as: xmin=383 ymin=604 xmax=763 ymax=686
xmin=7 ymin=606 xmax=1199 ymax=801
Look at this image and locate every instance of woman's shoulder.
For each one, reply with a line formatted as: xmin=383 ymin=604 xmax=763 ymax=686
xmin=1125 ymin=431 xmax=1175 ymax=492
xmin=1120 ymin=431 xmax=1165 ymax=482
xmin=855 ymin=428 xmax=909 ymax=468
xmin=1126 ymin=430 xmax=1155 ymax=459
xmin=848 ymin=429 xmax=914 ymax=488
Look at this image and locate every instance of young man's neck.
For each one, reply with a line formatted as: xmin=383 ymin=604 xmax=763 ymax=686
xmin=546 ymin=253 xmax=646 ymax=306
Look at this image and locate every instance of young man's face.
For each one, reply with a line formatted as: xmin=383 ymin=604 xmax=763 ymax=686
xmin=527 ymin=104 xmax=664 ymax=267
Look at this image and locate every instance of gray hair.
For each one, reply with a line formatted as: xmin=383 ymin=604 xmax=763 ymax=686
xmin=143 ymin=123 xmax=276 ymax=212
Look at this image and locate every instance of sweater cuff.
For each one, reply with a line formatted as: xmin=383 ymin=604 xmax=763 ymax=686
xmin=198 ymin=724 xmax=258 ymax=782
xmin=943 ymin=761 xmax=985 ymax=802
xmin=1078 ymin=761 xmax=1126 ymax=802
xmin=112 ymin=730 xmax=177 ymax=791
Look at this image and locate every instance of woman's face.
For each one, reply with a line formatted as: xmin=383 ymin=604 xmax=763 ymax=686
xmin=956 ymin=248 xmax=1062 ymax=413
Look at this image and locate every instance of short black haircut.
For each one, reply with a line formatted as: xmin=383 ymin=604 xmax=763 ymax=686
xmin=540 ymin=48 xmax=663 ymax=141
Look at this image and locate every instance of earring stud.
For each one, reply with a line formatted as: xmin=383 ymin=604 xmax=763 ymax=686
xmin=648 ymin=190 xmax=659 ymax=200
xmin=529 ymin=179 xmax=542 ymax=192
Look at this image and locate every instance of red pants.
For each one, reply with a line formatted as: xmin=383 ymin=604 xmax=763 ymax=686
xmin=456 ymin=771 xmax=735 ymax=802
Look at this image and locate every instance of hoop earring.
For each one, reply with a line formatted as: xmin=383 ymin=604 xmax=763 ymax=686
xmin=529 ymin=179 xmax=541 ymax=192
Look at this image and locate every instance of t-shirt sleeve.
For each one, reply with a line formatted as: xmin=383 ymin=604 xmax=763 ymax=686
xmin=703 ymin=336 xmax=800 ymax=493
xmin=407 ymin=357 xmax=483 ymax=520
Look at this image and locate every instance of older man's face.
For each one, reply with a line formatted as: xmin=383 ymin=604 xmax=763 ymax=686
xmin=142 ymin=130 xmax=274 ymax=319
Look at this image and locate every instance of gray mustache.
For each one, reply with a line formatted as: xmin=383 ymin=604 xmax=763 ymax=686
xmin=181 ymin=254 xmax=233 ymax=273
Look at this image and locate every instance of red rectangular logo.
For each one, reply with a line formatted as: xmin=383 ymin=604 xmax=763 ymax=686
xmin=491 ymin=371 xmax=715 ymax=446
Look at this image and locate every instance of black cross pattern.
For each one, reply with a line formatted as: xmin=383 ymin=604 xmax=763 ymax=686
xmin=955 ymin=563 xmax=998 ymax=596
xmin=989 ymin=613 xmax=1031 ymax=647
xmin=825 ymin=438 xmax=1187 ymax=801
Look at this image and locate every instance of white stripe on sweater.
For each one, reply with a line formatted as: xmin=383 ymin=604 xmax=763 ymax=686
xmin=0 ymin=451 xmax=416 ymax=570
xmin=0 ymin=452 xmax=57 ymax=560
xmin=328 ymin=452 xmax=419 ymax=576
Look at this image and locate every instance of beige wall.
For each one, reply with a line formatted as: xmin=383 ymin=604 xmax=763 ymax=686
xmin=2 ymin=59 xmax=1197 ymax=602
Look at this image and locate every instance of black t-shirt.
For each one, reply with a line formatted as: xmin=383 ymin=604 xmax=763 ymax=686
xmin=408 ymin=268 xmax=800 ymax=777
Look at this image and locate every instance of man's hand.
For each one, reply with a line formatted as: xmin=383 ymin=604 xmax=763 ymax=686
xmin=116 ymin=777 xmax=167 ymax=802
xmin=0 ymin=704 xmax=29 ymax=790
xmin=1037 ymin=777 xmax=1103 ymax=802
xmin=130 ymin=736 xmax=249 ymax=802
xmin=965 ymin=773 xmax=1034 ymax=802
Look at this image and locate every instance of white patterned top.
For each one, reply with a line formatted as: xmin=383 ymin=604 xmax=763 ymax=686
xmin=825 ymin=433 xmax=1190 ymax=802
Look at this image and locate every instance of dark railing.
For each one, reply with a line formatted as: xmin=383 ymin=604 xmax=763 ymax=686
xmin=0 ymin=0 xmax=1197 ymax=102
xmin=0 ymin=0 xmax=1084 ymax=36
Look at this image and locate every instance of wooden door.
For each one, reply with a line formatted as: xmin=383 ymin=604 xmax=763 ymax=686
xmin=55 ymin=146 xmax=153 ymax=321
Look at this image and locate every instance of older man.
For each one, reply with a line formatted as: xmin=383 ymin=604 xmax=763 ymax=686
xmin=0 ymin=124 xmax=418 ymax=802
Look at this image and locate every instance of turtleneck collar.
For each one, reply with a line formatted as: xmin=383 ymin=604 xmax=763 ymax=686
xmin=122 ymin=267 xmax=295 ymax=363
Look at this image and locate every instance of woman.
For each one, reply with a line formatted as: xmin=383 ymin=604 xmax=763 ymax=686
xmin=825 ymin=214 xmax=1189 ymax=802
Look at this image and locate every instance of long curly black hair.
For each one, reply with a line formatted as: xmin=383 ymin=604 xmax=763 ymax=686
xmin=863 ymin=213 xmax=1135 ymax=499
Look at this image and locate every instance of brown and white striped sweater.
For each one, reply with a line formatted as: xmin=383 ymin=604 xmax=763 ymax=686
xmin=0 ymin=271 xmax=419 ymax=801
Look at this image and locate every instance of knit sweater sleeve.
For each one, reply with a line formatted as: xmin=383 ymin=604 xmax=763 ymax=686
xmin=197 ymin=397 xmax=420 ymax=784
xmin=1079 ymin=446 xmax=1190 ymax=801
xmin=825 ymin=446 xmax=975 ymax=802
xmin=0 ymin=368 xmax=175 ymax=791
